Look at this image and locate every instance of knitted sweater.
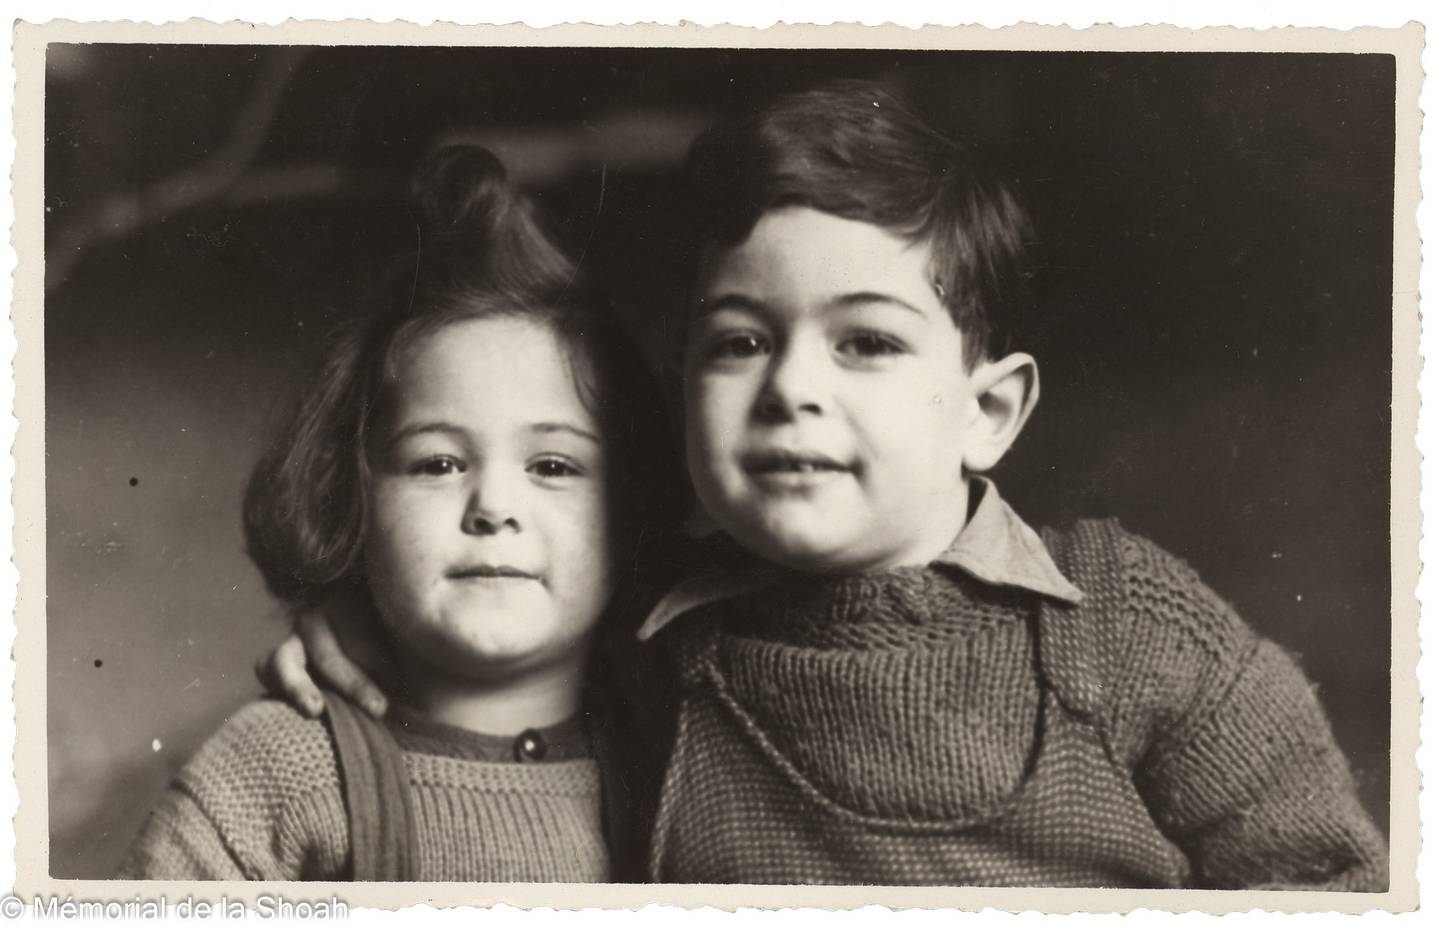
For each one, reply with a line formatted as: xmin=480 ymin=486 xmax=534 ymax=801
xmin=643 ymin=513 xmax=1387 ymax=888
xmin=116 ymin=700 xmax=609 ymax=882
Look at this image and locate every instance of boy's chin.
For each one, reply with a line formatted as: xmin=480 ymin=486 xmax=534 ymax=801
xmin=730 ymin=515 xmax=940 ymax=575
xmin=739 ymin=525 xmax=877 ymax=575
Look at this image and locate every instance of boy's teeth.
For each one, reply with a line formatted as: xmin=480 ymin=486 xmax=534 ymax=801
xmin=781 ymin=460 xmax=842 ymax=472
xmin=748 ymin=454 xmax=847 ymax=474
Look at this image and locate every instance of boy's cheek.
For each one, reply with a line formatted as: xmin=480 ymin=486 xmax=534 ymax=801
xmin=683 ymin=399 xmax=738 ymax=466
xmin=688 ymin=365 xmax=758 ymax=409
xmin=685 ymin=456 xmax=732 ymax=511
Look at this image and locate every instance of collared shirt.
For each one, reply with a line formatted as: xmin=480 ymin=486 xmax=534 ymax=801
xmin=637 ymin=477 xmax=1084 ymax=641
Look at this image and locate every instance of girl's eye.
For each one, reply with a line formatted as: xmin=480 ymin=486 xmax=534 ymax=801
xmin=837 ymin=331 xmax=907 ymax=358
xmin=529 ymin=456 xmax=584 ymax=480
xmin=707 ymin=332 xmax=770 ymax=361
xmin=409 ymin=456 xmax=465 ymax=477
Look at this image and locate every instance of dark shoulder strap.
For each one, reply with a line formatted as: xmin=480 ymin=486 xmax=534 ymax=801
xmin=322 ymin=691 xmax=420 ymax=881
xmin=1036 ymin=519 xmax=1128 ymax=722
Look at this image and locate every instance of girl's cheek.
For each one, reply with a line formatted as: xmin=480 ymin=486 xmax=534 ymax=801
xmin=572 ymin=495 xmax=617 ymax=572
xmin=562 ymin=483 xmax=612 ymax=534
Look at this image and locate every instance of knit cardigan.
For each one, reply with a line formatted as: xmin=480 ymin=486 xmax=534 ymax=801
xmin=646 ymin=519 xmax=1387 ymax=888
xmin=116 ymin=700 xmax=609 ymax=882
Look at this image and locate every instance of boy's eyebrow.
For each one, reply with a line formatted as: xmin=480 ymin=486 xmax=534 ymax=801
xmin=830 ymin=291 xmax=929 ymax=317
xmin=695 ymin=291 xmax=930 ymax=318
xmin=693 ymin=293 xmax=768 ymax=317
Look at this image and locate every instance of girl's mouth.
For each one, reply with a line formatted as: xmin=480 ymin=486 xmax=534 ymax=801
xmin=448 ymin=565 xmax=540 ymax=581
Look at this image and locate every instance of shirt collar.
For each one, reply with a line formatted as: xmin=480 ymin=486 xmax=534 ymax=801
xmin=933 ymin=477 xmax=1085 ymax=605
xmin=637 ymin=477 xmax=1084 ymax=641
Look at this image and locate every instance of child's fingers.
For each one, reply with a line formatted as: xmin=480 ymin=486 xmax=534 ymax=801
xmin=270 ymin=634 xmax=326 ymax=718
xmin=299 ymin=612 xmax=388 ymax=719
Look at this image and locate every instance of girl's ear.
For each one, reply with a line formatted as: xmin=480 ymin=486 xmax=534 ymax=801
xmin=963 ymin=352 xmax=1039 ymax=473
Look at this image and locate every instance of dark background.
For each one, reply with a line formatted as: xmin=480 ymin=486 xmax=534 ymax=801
xmin=45 ymin=45 xmax=1395 ymax=878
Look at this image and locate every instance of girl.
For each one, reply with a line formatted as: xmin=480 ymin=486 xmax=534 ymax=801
xmin=118 ymin=146 xmax=675 ymax=882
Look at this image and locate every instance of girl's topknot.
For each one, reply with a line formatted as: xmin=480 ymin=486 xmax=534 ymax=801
xmin=404 ymin=144 xmax=574 ymax=305
xmin=409 ymin=146 xmax=513 ymax=240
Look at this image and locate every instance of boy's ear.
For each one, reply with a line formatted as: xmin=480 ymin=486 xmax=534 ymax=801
xmin=963 ymin=353 xmax=1039 ymax=473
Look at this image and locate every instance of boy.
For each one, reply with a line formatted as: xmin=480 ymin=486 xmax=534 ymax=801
xmin=267 ymin=80 xmax=1387 ymax=889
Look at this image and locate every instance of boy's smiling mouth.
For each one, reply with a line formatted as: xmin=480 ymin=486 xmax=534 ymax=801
xmin=742 ymin=449 xmax=852 ymax=474
xmin=741 ymin=450 xmax=855 ymax=490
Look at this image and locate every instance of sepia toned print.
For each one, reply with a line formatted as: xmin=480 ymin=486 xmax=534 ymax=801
xmin=9 ymin=19 xmax=1421 ymax=913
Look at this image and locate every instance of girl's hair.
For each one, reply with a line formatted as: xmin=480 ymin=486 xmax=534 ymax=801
xmin=674 ymin=79 xmax=1033 ymax=369
xmin=244 ymin=145 xmax=681 ymax=610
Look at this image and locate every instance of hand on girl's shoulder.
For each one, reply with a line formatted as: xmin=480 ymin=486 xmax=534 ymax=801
xmin=254 ymin=610 xmax=392 ymax=721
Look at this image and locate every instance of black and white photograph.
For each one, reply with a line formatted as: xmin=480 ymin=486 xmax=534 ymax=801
xmin=9 ymin=19 xmax=1421 ymax=913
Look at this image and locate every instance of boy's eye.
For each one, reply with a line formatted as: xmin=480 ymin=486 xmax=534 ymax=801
xmin=837 ymin=331 xmax=907 ymax=358
xmin=707 ymin=332 xmax=770 ymax=361
xmin=529 ymin=456 xmax=584 ymax=480
xmin=410 ymin=455 xmax=465 ymax=477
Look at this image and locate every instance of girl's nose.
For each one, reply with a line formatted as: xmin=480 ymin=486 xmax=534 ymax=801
xmin=463 ymin=473 xmax=521 ymax=535
xmin=756 ymin=341 xmax=826 ymax=422
xmin=466 ymin=506 xmax=520 ymax=535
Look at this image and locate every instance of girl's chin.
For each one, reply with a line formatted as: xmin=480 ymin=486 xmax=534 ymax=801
xmin=397 ymin=633 xmax=550 ymax=679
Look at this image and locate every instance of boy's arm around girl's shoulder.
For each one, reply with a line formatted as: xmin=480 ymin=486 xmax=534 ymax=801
xmin=1069 ymin=522 xmax=1388 ymax=891
xmin=115 ymin=700 xmax=349 ymax=881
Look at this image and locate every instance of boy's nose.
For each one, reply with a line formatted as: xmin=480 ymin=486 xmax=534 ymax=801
xmin=756 ymin=343 xmax=826 ymax=422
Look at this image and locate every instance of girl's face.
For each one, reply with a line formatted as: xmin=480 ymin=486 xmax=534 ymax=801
xmin=363 ymin=316 xmax=614 ymax=683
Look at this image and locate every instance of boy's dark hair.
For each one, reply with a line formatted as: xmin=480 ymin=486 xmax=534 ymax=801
xmin=243 ymin=145 xmax=680 ymax=610
xmin=677 ymin=79 xmax=1032 ymax=367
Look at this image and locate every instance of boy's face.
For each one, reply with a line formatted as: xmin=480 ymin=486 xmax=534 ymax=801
xmin=684 ymin=207 xmax=985 ymax=574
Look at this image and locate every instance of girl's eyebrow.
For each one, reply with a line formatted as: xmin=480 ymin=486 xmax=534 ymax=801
xmin=382 ymin=421 xmax=466 ymax=449
xmin=384 ymin=421 xmax=600 ymax=446
xmin=533 ymin=422 xmax=601 ymax=445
